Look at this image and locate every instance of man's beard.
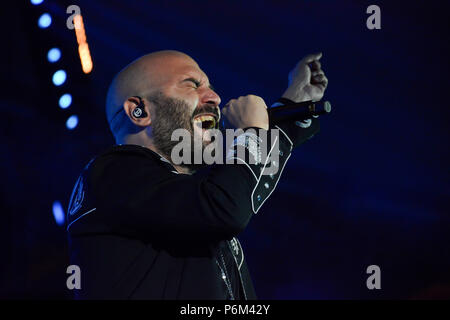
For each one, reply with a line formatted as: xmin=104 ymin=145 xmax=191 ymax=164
xmin=149 ymin=91 xmax=219 ymax=173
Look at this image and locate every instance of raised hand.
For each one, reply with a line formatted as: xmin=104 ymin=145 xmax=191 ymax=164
xmin=282 ymin=52 xmax=329 ymax=103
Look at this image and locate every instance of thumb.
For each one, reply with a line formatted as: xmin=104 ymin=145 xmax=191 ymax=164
xmin=301 ymin=52 xmax=323 ymax=65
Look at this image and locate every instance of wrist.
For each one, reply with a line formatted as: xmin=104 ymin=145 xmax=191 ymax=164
xmin=282 ymin=86 xmax=313 ymax=103
xmin=275 ymin=97 xmax=295 ymax=106
xmin=281 ymin=88 xmax=301 ymax=103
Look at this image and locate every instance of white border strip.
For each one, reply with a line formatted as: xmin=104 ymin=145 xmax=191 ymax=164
xmin=250 ymin=135 xmax=279 ymax=213
xmin=227 ymin=157 xmax=258 ymax=181
xmin=254 ymin=152 xmax=292 ymax=214
xmin=274 ymin=125 xmax=293 ymax=149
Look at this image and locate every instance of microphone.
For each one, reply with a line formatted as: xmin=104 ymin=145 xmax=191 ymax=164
xmin=269 ymin=99 xmax=331 ymax=124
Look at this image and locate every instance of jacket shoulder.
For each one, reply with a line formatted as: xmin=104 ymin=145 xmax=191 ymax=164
xmin=66 ymin=145 xmax=171 ymax=231
xmin=88 ymin=144 xmax=173 ymax=174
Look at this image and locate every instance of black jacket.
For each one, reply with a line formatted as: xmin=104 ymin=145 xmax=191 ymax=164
xmin=66 ymin=120 xmax=320 ymax=299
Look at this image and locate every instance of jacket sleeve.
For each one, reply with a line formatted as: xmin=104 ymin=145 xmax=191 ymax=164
xmin=67 ymin=125 xmax=318 ymax=243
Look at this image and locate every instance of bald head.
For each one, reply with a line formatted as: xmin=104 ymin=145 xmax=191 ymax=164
xmin=105 ymin=50 xmax=198 ymax=137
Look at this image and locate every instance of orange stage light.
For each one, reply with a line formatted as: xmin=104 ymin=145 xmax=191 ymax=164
xmin=73 ymin=14 xmax=92 ymax=74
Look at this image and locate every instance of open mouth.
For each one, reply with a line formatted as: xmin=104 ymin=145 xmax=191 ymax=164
xmin=193 ymin=113 xmax=218 ymax=130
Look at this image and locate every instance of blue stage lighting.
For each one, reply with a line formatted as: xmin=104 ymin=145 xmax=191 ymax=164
xmin=66 ymin=115 xmax=79 ymax=130
xmin=38 ymin=13 xmax=52 ymax=29
xmin=47 ymin=48 xmax=61 ymax=63
xmin=52 ymin=70 xmax=66 ymax=86
xmin=31 ymin=0 xmax=44 ymax=5
xmin=52 ymin=201 xmax=65 ymax=226
xmin=59 ymin=94 xmax=72 ymax=109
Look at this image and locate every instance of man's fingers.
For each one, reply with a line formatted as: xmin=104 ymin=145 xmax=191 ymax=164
xmin=317 ymin=75 xmax=328 ymax=87
xmin=312 ymin=74 xmax=325 ymax=82
xmin=312 ymin=70 xmax=327 ymax=84
xmin=309 ymin=60 xmax=321 ymax=71
xmin=311 ymin=70 xmax=324 ymax=77
xmin=301 ymin=52 xmax=322 ymax=65
xmin=310 ymin=70 xmax=328 ymax=87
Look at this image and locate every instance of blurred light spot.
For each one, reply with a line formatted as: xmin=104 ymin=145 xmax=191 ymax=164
xmin=47 ymin=48 xmax=61 ymax=63
xmin=59 ymin=93 xmax=72 ymax=109
xmin=52 ymin=201 xmax=65 ymax=226
xmin=78 ymin=43 xmax=93 ymax=74
xmin=38 ymin=13 xmax=52 ymax=29
xmin=74 ymin=14 xmax=93 ymax=74
xmin=66 ymin=115 xmax=78 ymax=130
xmin=52 ymin=70 xmax=66 ymax=86
xmin=31 ymin=0 xmax=44 ymax=5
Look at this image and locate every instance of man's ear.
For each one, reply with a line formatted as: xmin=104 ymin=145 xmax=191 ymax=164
xmin=123 ymin=96 xmax=151 ymax=127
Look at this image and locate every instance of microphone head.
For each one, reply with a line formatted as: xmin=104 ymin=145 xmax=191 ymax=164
xmin=323 ymin=101 xmax=331 ymax=113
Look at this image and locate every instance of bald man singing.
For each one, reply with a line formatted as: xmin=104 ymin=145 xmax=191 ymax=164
xmin=66 ymin=50 xmax=328 ymax=299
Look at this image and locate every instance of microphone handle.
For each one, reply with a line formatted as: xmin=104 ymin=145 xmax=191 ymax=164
xmin=269 ymin=100 xmax=331 ymax=123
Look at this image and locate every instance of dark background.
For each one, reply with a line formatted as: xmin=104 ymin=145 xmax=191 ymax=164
xmin=1 ymin=0 xmax=449 ymax=299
